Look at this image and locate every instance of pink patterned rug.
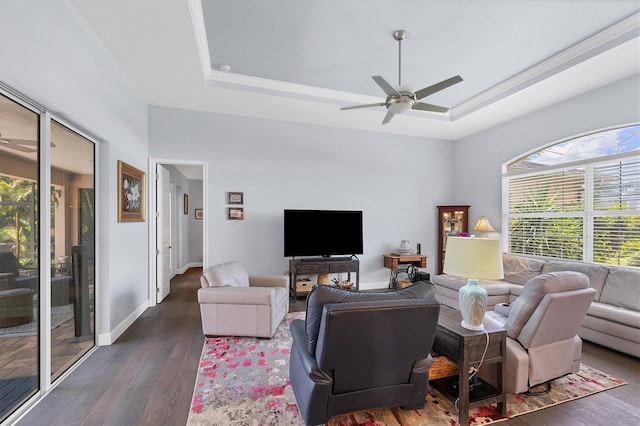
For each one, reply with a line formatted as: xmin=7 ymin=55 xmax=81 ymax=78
xmin=188 ymin=312 xmax=626 ymax=425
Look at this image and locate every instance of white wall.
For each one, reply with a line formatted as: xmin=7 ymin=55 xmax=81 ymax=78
xmin=452 ymin=75 xmax=640 ymax=235
xmin=188 ymin=179 xmax=204 ymax=263
xmin=0 ymin=1 xmax=149 ymax=338
xmin=149 ymin=106 xmax=455 ymax=283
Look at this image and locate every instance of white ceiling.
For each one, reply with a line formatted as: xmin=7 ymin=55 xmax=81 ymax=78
xmin=72 ymin=0 xmax=640 ymax=141
xmin=173 ymin=164 xmax=204 ymax=180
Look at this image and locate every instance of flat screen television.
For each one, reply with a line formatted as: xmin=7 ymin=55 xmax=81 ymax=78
xmin=284 ymin=209 xmax=363 ymax=258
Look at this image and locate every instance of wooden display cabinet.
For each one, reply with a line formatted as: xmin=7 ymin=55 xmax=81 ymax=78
xmin=437 ymin=205 xmax=470 ymax=274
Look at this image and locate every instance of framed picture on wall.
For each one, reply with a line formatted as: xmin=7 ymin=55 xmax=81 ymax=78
xmin=117 ymin=160 xmax=146 ymax=222
xmin=228 ymin=191 xmax=243 ymax=204
xmin=195 ymin=209 xmax=204 ymax=220
xmin=184 ymin=194 xmax=189 ymax=215
xmin=228 ymin=207 xmax=244 ymax=220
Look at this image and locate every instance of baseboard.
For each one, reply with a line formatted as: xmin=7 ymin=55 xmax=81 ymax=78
xmin=97 ymin=300 xmax=149 ymax=346
xmin=177 ymin=262 xmax=203 ymax=274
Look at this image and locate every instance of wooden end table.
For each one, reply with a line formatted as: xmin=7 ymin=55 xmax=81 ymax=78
xmin=382 ymin=254 xmax=427 ymax=288
xmin=431 ymin=305 xmax=507 ymax=425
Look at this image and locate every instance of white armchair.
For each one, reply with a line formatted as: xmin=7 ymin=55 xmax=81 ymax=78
xmin=198 ymin=261 xmax=289 ymax=338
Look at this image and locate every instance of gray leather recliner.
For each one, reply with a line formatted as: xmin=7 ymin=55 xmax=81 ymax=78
xmin=289 ymin=282 xmax=440 ymax=425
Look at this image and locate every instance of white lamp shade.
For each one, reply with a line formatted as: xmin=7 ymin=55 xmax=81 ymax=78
xmin=443 ymin=237 xmax=504 ymax=280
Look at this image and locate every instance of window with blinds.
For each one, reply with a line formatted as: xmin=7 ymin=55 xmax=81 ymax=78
xmin=504 ymin=125 xmax=640 ymax=267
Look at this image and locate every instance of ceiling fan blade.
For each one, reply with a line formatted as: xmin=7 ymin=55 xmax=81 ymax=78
xmin=412 ymin=102 xmax=450 ymax=113
xmin=414 ymin=75 xmax=463 ymax=100
xmin=381 ymin=110 xmax=395 ymax=125
xmin=372 ymin=76 xmax=400 ymax=97
xmin=340 ymin=102 xmax=385 ymax=111
xmin=6 ymin=138 xmax=37 ymax=146
xmin=0 ymin=140 xmax=37 ymax=153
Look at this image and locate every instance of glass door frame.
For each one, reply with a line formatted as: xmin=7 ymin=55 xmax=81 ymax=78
xmin=1 ymin=84 xmax=100 ymax=424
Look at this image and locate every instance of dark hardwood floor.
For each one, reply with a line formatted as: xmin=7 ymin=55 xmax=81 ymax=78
xmin=17 ymin=269 xmax=639 ymax=425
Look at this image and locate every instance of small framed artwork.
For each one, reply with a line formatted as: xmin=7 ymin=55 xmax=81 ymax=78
xmin=117 ymin=160 xmax=146 ymax=222
xmin=228 ymin=191 xmax=244 ymax=205
xmin=195 ymin=209 xmax=204 ymax=220
xmin=183 ymin=194 xmax=189 ymax=215
xmin=228 ymin=207 xmax=244 ymax=220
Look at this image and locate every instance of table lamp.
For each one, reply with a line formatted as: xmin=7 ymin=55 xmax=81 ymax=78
xmin=472 ymin=216 xmax=495 ymax=238
xmin=443 ymin=237 xmax=504 ymax=330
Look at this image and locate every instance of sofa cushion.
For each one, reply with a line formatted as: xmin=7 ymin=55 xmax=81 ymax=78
xmin=198 ymin=286 xmax=275 ymax=305
xmin=502 ymin=253 xmax=545 ymax=285
xmin=0 ymin=273 xmax=15 ymax=291
xmin=586 ymin=301 xmax=640 ymax=328
xmin=433 ymin=274 xmax=516 ymax=296
xmin=542 ymin=260 xmax=608 ymax=301
xmin=304 ymin=282 xmax=436 ymax=355
xmin=599 ymin=267 xmax=640 ymax=312
xmin=0 ymin=252 xmax=19 ymax=276
xmin=504 ymin=271 xmax=589 ymax=340
xmin=202 ymin=261 xmax=250 ymax=288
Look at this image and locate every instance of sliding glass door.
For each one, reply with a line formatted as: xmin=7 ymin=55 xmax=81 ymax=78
xmin=0 ymin=90 xmax=97 ymax=421
xmin=0 ymin=93 xmax=40 ymax=421
xmin=50 ymin=120 xmax=95 ymax=381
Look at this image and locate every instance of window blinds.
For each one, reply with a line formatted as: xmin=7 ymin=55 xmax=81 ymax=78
xmin=505 ymin=156 xmax=640 ymax=266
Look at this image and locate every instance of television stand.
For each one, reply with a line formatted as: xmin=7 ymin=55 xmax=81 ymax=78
xmin=300 ymin=256 xmax=352 ymax=262
xmin=289 ymin=257 xmax=360 ymax=298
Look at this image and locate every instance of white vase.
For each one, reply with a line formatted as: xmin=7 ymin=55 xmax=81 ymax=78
xmin=458 ymin=278 xmax=488 ymax=330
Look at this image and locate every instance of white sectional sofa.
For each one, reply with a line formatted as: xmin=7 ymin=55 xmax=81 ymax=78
xmin=432 ymin=253 xmax=640 ymax=358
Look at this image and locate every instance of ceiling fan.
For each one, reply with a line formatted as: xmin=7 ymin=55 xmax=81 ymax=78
xmin=0 ymin=133 xmax=55 ymax=153
xmin=341 ymin=30 xmax=463 ymax=124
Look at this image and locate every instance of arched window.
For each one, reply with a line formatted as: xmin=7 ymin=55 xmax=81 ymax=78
xmin=503 ymin=124 xmax=640 ymax=267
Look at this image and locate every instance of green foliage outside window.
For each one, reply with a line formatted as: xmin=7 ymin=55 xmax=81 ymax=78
xmin=506 ymin=125 xmax=640 ymax=268
xmin=0 ymin=176 xmax=38 ymax=265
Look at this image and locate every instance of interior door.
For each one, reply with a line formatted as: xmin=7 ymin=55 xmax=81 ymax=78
xmin=170 ymin=183 xmax=177 ymax=278
xmin=156 ymin=164 xmax=171 ymax=302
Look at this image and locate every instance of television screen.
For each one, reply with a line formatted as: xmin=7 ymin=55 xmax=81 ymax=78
xmin=284 ymin=209 xmax=363 ymax=258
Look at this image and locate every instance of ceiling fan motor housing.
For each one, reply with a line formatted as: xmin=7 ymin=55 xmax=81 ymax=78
xmin=386 ymin=95 xmax=414 ymax=114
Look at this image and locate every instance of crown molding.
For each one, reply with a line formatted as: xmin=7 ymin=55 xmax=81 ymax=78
xmin=450 ymin=12 xmax=640 ymax=120
xmin=189 ymin=2 xmax=638 ymax=124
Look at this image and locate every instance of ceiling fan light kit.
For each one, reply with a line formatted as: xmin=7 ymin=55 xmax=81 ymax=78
xmin=341 ymin=30 xmax=463 ymax=124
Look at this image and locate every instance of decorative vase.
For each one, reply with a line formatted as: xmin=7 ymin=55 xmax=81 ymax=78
xmin=458 ymin=278 xmax=488 ymax=330
xmin=399 ymin=240 xmax=413 ymax=255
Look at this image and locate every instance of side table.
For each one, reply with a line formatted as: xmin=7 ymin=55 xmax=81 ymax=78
xmin=430 ymin=305 xmax=507 ymax=425
xmin=382 ymin=254 xmax=427 ymax=288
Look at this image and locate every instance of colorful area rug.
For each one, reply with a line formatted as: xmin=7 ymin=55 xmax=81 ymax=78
xmin=188 ymin=312 xmax=626 ymax=425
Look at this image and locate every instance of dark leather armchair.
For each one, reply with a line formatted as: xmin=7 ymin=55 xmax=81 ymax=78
xmin=289 ymin=282 xmax=440 ymax=425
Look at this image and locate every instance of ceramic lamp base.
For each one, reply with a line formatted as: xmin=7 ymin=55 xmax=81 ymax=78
xmin=461 ymin=321 xmax=485 ymax=331
xmin=458 ymin=278 xmax=488 ymax=331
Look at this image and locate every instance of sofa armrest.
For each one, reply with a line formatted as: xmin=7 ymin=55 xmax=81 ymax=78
xmin=0 ymin=272 xmax=16 ymax=291
xmin=249 ymin=275 xmax=289 ymax=289
xmin=198 ymin=286 xmax=275 ymax=305
xmin=494 ymin=302 xmax=511 ymax=317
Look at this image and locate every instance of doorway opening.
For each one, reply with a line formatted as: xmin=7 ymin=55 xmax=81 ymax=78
xmin=148 ymin=160 xmax=206 ymax=307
